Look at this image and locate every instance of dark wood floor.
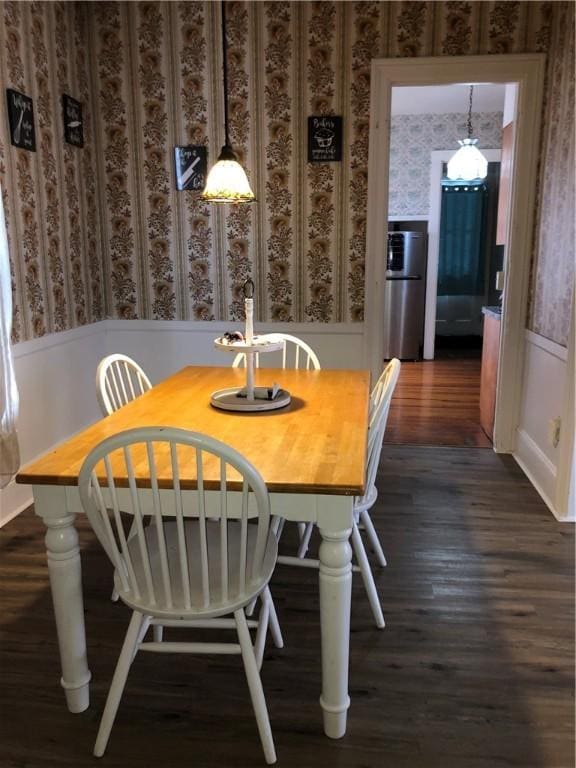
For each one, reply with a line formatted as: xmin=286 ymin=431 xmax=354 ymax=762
xmin=387 ymin=359 xmax=492 ymax=448
xmin=1 ymin=446 xmax=574 ymax=767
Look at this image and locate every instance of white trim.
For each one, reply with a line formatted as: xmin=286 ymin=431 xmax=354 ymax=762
xmin=424 ymin=148 xmax=501 ymax=360
xmin=365 ymin=54 xmax=545 ymax=457
xmin=12 ymin=320 xmax=106 ymax=359
xmin=103 ymin=319 xmax=366 ymax=372
xmin=525 ymin=329 xmax=568 ymax=362
xmin=555 ymin=300 xmax=575 ymax=519
xmin=503 ymin=84 xmax=519 ymax=128
xmin=388 ymin=215 xmax=429 ymax=222
xmin=103 ymin=319 xmax=363 ymax=336
xmin=516 ymin=326 xmax=574 ymax=521
xmin=514 ymin=429 xmax=564 ymax=520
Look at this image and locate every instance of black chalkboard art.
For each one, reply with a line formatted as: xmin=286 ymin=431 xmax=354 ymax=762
xmin=62 ymin=94 xmax=84 ymax=147
xmin=174 ymin=146 xmax=207 ymax=191
xmin=6 ymin=89 xmax=35 ymax=151
xmin=308 ymin=116 xmax=342 ymax=162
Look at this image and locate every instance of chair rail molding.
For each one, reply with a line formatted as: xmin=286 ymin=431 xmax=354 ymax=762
xmin=365 ymin=53 xmax=545 ymax=456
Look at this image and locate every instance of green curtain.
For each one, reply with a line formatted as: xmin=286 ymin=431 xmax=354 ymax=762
xmin=438 ymin=183 xmax=487 ymax=297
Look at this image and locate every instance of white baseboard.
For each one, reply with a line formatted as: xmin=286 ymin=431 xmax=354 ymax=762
xmin=514 ymin=428 xmax=560 ymax=519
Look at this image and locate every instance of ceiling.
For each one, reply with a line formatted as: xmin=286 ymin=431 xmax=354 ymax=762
xmin=391 ymin=84 xmax=507 ymax=115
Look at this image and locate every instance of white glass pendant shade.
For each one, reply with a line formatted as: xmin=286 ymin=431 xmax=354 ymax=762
xmin=447 ymin=138 xmax=488 ymax=182
xmin=201 ymin=145 xmax=255 ymax=203
xmin=203 ymin=3 xmax=255 ymax=204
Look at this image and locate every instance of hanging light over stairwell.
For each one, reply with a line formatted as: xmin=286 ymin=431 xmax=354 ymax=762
xmin=446 ymin=85 xmax=488 ymax=183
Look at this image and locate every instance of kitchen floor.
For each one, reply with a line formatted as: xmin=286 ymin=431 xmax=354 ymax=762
xmin=386 ymin=357 xmax=492 ymax=448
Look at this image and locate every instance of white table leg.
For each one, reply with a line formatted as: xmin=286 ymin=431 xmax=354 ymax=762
xmin=35 ymin=487 xmax=91 ymax=713
xmin=318 ymin=526 xmax=352 ymax=738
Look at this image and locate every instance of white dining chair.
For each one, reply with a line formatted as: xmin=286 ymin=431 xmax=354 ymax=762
xmin=232 ymin=333 xmax=320 ymax=558
xmin=96 ymin=353 xmax=152 ymax=417
xmin=283 ymin=359 xmax=401 ymax=628
xmin=78 ymin=426 xmax=282 ymax=764
xmin=232 ymin=333 xmax=320 ymax=371
xmin=96 ymin=354 xmax=153 ymax=603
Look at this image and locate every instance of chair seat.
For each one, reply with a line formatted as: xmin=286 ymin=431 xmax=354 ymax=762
xmin=116 ymin=520 xmax=278 ymax=619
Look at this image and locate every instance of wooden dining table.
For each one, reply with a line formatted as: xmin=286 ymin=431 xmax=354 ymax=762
xmin=16 ymin=365 xmax=370 ymax=739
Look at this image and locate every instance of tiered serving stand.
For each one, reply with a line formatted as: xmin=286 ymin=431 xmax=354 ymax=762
xmin=210 ymin=280 xmax=291 ymax=412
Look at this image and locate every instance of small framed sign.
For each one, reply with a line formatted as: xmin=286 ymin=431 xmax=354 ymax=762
xmin=62 ymin=94 xmax=84 ymax=147
xmin=308 ymin=115 xmax=342 ymax=162
xmin=174 ymin=145 xmax=207 ymax=191
xmin=6 ymin=88 xmax=36 ymax=151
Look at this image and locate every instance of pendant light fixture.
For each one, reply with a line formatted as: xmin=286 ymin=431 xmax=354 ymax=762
xmin=201 ymin=1 xmax=255 ymax=203
xmin=446 ymin=85 xmax=488 ymax=183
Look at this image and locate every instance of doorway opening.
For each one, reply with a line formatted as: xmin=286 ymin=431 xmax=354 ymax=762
xmin=384 ymin=82 xmax=510 ymax=448
xmin=365 ymin=55 xmax=545 ymax=453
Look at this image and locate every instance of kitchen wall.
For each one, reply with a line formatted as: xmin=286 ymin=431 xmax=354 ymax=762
xmin=2 ymin=1 xmax=572 ymax=338
xmin=389 ymin=111 xmax=502 ymax=217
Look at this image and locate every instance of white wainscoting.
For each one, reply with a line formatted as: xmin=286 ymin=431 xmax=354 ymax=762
xmin=1 ymin=320 xmax=365 ymax=525
xmin=7 ymin=319 xmax=569 ymax=526
xmin=103 ymin=320 xmax=366 ymax=384
xmin=1 ymin=322 xmax=106 ymax=526
xmin=514 ymin=330 xmax=573 ymax=521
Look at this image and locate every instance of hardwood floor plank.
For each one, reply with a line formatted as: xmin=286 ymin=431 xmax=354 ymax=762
xmin=0 ymin=446 xmax=573 ymax=767
xmin=387 ymin=359 xmax=492 ymax=448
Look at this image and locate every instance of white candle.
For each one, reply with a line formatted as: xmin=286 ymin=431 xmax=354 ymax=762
xmin=245 ymin=297 xmax=254 ymax=345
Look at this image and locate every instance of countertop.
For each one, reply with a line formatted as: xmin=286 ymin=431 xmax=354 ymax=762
xmin=482 ymin=306 xmax=502 ymax=320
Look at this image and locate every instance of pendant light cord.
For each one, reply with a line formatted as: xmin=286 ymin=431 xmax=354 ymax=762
xmin=467 ymin=85 xmax=474 ymax=139
xmin=221 ymin=0 xmax=231 ymax=149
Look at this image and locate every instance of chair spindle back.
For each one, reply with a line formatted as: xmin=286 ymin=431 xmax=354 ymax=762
xmin=232 ymin=333 xmax=320 ymax=371
xmin=363 ymin=359 xmax=401 ymax=499
xmin=79 ymin=427 xmax=272 ymax=615
xmin=96 ymin=354 xmax=152 ymax=416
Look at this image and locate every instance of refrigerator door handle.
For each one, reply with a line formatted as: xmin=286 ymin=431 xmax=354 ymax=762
xmin=386 ymin=275 xmax=422 ymax=281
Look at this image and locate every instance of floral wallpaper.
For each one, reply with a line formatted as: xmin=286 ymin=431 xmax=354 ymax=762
xmin=0 ymin=1 xmax=573 ymax=346
xmin=0 ymin=1 xmax=103 ymax=343
xmin=389 ymin=111 xmax=503 ymax=217
xmin=529 ymin=1 xmax=575 ymax=347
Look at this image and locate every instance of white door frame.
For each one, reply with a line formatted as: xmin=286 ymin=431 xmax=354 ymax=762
xmin=424 ymin=148 xmax=502 ymax=360
xmin=364 ymin=54 xmax=545 ymax=454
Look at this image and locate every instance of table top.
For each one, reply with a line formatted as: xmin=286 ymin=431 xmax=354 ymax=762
xmin=17 ymin=366 xmax=370 ymax=496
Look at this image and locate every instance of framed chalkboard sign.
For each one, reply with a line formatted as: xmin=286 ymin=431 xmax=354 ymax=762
xmin=174 ymin=145 xmax=207 ymax=191
xmin=6 ymin=89 xmax=36 ymax=151
xmin=308 ymin=115 xmax=342 ymax=162
xmin=62 ymin=94 xmax=84 ymax=147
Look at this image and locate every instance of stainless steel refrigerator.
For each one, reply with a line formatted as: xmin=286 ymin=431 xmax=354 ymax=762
xmin=383 ymin=231 xmax=427 ymax=360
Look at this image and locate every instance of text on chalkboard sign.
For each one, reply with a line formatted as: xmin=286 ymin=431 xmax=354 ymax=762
xmin=62 ymin=95 xmax=84 ymax=147
xmin=308 ymin=116 xmax=342 ymax=162
xmin=6 ymin=89 xmax=36 ymax=152
xmin=174 ymin=145 xmax=207 ymax=191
